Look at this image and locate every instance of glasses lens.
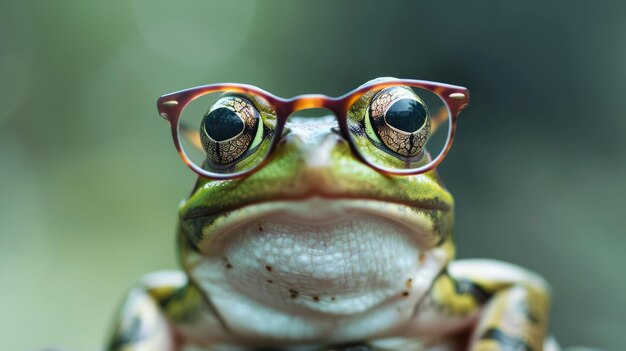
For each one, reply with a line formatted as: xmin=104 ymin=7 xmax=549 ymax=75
xmin=347 ymin=84 xmax=450 ymax=171
xmin=179 ymin=90 xmax=277 ymax=175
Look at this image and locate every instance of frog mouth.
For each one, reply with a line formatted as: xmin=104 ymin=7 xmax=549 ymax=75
xmin=183 ymin=196 xmax=448 ymax=254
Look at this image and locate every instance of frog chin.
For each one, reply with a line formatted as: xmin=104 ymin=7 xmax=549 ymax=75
xmin=183 ymin=198 xmax=450 ymax=342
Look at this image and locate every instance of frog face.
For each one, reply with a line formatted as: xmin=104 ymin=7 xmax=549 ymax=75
xmin=171 ymin=80 xmax=461 ymax=342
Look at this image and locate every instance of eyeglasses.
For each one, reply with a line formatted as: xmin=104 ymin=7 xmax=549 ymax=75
xmin=157 ymin=78 xmax=469 ymax=180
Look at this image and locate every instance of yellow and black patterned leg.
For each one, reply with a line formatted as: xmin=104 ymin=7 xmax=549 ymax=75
xmin=432 ymin=260 xmax=554 ymax=351
xmin=469 ymin=285 xmax=549 ymax=351
xmin=105 ymin=287 xmax=179 ymax=351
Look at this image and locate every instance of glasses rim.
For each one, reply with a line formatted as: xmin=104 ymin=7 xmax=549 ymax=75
xmin=157 ymin=78 xmax=469 ymax=180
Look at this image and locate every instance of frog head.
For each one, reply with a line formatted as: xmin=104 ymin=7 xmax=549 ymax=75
xmin=171 ymin=78 xmax=461 ymax=343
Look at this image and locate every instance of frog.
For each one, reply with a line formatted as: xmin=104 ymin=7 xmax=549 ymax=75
xmin=104 ymin=78 xmax=559 ymax=351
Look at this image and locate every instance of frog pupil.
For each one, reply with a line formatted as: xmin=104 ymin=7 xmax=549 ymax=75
xmin=385 ymin=99 xmax=427 ymax=133
xmin=203 ymin=107 xmax=244 ymax=141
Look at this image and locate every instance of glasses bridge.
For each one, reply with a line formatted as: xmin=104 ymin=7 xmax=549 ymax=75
xmin=288 ymin=94 xmax=335 ymax=111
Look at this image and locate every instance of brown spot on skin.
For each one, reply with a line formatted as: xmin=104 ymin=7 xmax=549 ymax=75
xmin=402 ymin=291 xmax=410 ymax=297
xmin=419 ymin=253 xmax=426 ymax=264
xmin=405 ymin=278 xmax=413 ymax=289
xmin=258 ymin=223 xmax=263 ymax=232
xmin=265 ymin=265 xmax=272 ymax=272
xmin=267 ymin=279 xmax=273 ymax=283
xmin=289 ymin=289 xmax=299 ymax=299
xmin=222 ymin=257 xmax=233 ymax=269
xmin=331 ymin=297 xmax=336 ymax=301
xmin=313 ymin=295 xmax=320 ymax=302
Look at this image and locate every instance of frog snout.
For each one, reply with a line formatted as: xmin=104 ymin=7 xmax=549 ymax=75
xmin=276 ymin=128 xmax=355 ymax=195
xmin=283 ymin=131 xmax=346 ymax=169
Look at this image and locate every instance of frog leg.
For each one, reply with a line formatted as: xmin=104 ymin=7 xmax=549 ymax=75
xmin=418 ymin=259 xmax=556 ymax=351
xmin=104 ymin=272 xmax=184 ymax=351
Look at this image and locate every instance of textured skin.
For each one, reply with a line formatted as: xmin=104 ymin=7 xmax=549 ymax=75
xmin=105 ymin=91 xmax=556 ymax=350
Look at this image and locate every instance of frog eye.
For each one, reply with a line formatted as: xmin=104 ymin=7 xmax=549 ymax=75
xmin=367 ymin=87 xmax=431 ymax=157
xmin=199 ymin=96 xmax=261 ymax=165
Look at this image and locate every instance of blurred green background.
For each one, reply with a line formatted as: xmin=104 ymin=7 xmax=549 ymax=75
xmin=1 ymin=1 xmax=624 ymax=350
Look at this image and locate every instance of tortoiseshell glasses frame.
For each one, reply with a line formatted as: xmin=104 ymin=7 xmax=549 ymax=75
xmin=157 ymin=79 xmax=469 ymax=180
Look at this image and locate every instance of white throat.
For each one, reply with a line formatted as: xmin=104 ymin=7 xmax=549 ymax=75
xmin=185 ymin=198 xmax=448 ymax=346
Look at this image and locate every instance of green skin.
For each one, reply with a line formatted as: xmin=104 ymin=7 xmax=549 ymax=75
xmin=105 ymin=85 xmax=557 ymax=351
